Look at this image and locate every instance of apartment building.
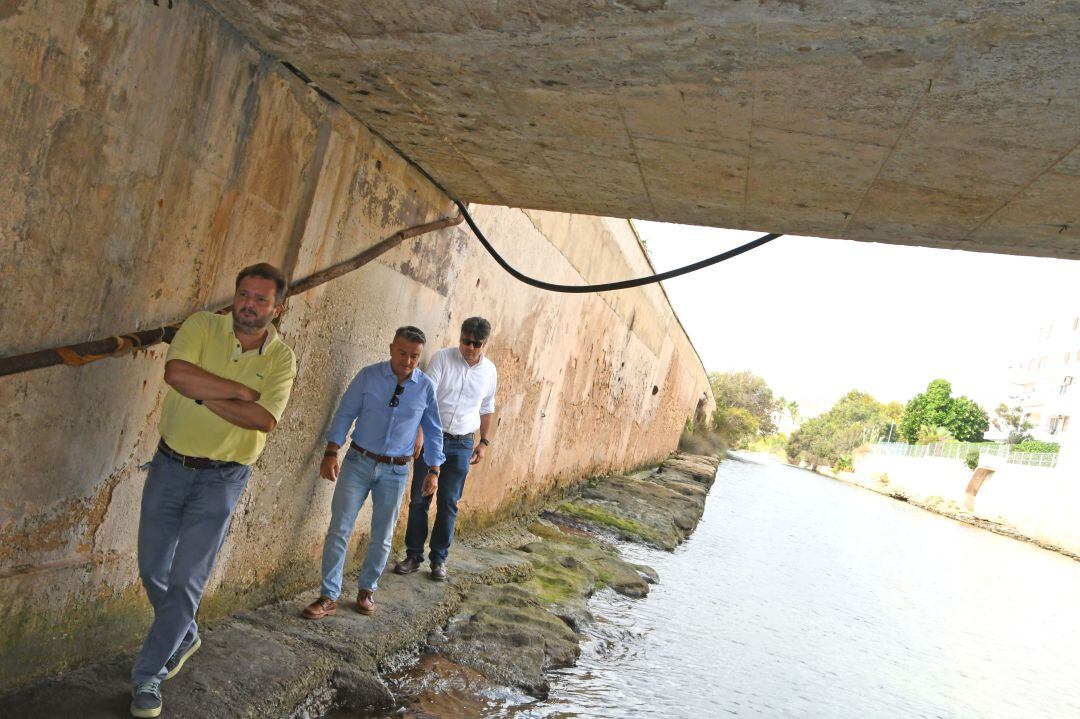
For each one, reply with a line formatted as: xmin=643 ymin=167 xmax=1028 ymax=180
xmin=1007 ymin=315 xmax=1080 ymax=441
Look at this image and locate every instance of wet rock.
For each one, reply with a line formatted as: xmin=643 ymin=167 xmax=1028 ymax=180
xmin=553 ymin=605 xmax=595 ymax=633
xmin=553 ymin=453 xmax=719 ymax=550
xmin=661 ymin=453 xmax=722 ymax=482
xmin=330 ymin=666 xmax=396 ymax=714
xmin=372 ymin=454 xmax=720 ymax=708
xmin=437 ymin=584 xmax=581 ymax=698
xmin=635 ymin=564 xmax=660 ymax=584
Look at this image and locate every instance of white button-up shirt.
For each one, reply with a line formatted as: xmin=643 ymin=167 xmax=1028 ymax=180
xmin=425 ymin=347 xmax=498 ymax=435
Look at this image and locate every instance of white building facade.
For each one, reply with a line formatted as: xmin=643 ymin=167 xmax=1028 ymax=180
xmin=1007 ymin=315 xmax=1080 ymax=441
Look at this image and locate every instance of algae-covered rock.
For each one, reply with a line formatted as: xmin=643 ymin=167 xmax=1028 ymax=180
xmin=437 ymin=584 xmax=581 ymax=697
xmin=553 ymin=453 xmax=720 ymax=550
xmin=376 ymin=455 xmax=718 ymax=706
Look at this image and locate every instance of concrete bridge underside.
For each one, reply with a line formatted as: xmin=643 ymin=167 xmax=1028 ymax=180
xmin=205 ymin=0 xmax=1080 ymax=258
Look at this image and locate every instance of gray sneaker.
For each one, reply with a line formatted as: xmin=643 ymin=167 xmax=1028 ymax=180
xmin=164 ymin=636 xmax=201 ymax=680
xmin=130 ymin=681 xmax=162 ymax=718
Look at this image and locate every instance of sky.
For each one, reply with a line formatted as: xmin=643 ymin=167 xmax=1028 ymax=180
xmin=635 ymin=222 xmax=1080 ymax=418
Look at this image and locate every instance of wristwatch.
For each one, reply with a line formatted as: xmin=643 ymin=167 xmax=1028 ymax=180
xmin=426 ymin=467 xmax=440 ymax=476
xmin=479 ymin=438 xmax=490 ymax=446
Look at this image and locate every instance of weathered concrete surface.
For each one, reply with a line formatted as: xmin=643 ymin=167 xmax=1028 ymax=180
xmin=201 ymin=0 xmax=1080 ymax=257
xmin=0 ymin=0 xmax=712 ymax=691
xmin=0 ymin=544 xmax=534 ymax=718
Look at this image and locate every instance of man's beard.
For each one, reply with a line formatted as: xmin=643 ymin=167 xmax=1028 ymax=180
xmin=233 ymin=307 xmax=272 ymax=333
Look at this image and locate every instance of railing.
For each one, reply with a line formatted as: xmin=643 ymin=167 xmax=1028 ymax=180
xmin=869 ymin=442 xmax=1058 ymax=469
xmin=988 ymin=450 xmax=1059 ymax=468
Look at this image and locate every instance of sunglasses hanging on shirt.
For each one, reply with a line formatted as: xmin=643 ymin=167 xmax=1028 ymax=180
xmin=388 ymin=384 xmax=405 ymax=407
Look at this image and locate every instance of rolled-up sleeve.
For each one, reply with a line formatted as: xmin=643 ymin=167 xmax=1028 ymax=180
xmin=327 ymin=369 xmax=366 ymax=447
xmin=420 ymin=381 xmax=445 ymax=467
xmin=480 ymin=370 xmax=497 ymax=416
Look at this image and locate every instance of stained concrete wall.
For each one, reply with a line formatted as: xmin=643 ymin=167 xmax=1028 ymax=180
xmin=0 ymin=0 xmax=711 ymax=691
xmin=853 ymin=454 xmax=1080 ymax=555
xmin=203 ymin=0 xmax=1080 ymax=258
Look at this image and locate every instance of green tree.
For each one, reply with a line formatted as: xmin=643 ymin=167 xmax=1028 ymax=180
xmin=713 ymin=406 xmax=760 ymax=449
xmin=709 ymin=371 xmax=782 ymax=437
xmin=993 ymin=403 xmax=1034 ymax=444
xmin=946 ymin=396 xmax=991 ymax=443
xmin=899 ymin=380 xmax=988 ymax=443
xmin=786 ymin=390 xmax=895 ymax=469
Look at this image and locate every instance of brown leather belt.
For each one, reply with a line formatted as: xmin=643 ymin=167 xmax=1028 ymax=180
xmin=159 ymin=440 xmax=242 ymax=469
xmin=350 ymin=442 xmax=410 ymax=465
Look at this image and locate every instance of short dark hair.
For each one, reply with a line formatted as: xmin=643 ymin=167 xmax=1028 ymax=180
xmin=394 ymin=326 xmax=426 ymax=344
xmin=236 ymin=263 xmax=287 ymax=303
xmin=461 ymin=316 xmax=492 ymax=342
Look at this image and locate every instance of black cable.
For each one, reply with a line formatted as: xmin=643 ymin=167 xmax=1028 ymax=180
xmin=455 ymin=200 xmax=781 ymax=293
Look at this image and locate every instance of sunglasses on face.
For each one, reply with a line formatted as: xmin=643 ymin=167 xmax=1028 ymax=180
xmin=388 ymin=384 xmax=405 ymax=407
xmin=460 ymin=337 xmax=484 ymax=349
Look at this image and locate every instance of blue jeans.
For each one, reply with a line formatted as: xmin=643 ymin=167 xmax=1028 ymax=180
xmin=132 ymin=450 xmax=250 ymax=685
xmin=405 ymin=435 xmax=473 ymax=565
xmin=319 ymin=449 xmax=410 ymax=599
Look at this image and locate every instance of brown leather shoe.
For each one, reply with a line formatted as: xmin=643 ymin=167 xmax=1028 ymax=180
xmin=356 ymin=589 xmax=375 ymax=615
xmin=302 ymin=595 xmax=337 ymax=620
xmin=394 ymin=555 xmax=423 ymax=575
xmin=430 ymin=563 xmax=447 ymax=581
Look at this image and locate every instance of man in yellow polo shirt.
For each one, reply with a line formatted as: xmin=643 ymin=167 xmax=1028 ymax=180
xmin=130 ymin=263 xmax=296 ymax=719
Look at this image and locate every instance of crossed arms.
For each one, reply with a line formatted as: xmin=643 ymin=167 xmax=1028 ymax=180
xmin=164 ymin=359 xmax=277 ymax=432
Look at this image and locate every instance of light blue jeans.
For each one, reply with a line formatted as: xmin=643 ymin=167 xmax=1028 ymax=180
xmin=132 ymin=449 xmax=250 ymax=685
xmin=320 ymin=449 xmax=410 ymax=599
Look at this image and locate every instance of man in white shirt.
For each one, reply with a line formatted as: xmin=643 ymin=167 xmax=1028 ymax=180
xmin=394 ymin=317 xmax=498 ymax=580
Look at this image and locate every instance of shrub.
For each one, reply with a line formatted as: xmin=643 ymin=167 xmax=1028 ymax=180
xmin=1013 ymin=440 xmax=1060 ymax=453
xmin=679 ymin=429 xmax=726 ymax=456
xmin=916 ymin=424 xmax=953 ymax=444
xmin=834 ymin=455 xmax=854 ymax=472
xmin=964 ymin=447 xmax=980 ymax=470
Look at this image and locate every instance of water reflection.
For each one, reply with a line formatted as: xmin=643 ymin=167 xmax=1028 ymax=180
xmin=367 ymin=454 xmax=1080 ymax=718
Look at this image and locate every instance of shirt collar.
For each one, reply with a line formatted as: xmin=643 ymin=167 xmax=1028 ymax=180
xmin=456 ymin=347 xmax=484 ymax=367
xmin=259 ymin=323 xmax=279 ymax=355
xmin=233 ymin=322 xmax=278 ymax=355
xmin=382 ymin=361 xmax=418 ymax=384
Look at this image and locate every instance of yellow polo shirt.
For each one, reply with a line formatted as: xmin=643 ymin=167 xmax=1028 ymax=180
xmin=158 ymin=311 xmax=296 ymax=465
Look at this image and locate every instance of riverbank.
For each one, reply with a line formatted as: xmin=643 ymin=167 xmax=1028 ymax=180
xmin=743 ymin=451 xmax=1080 ymax=563
xmin=0 ymin=452 xmax=719 ymax=718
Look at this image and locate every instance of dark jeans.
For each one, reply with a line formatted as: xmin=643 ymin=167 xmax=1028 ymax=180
xmin=405 ymin=435 xmax=473 ymax=564
xmin=132 ymin=449 xmax=250 ymax=684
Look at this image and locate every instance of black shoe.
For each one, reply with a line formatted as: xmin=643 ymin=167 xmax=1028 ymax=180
xmin=394 ymin=555 xmax=423 ymax=574
xmin=430 ymin=563 xmax=447 ymax=581
xmin=164 ymin=636 xmax=201 ymax=680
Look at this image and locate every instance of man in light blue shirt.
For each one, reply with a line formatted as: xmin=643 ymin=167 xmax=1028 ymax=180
xmin=303 ymin=326 xmax=444 ymax=619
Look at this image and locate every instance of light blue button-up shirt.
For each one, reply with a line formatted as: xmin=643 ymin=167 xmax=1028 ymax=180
xmin=327 ymin=361 xmax=445 ymax=467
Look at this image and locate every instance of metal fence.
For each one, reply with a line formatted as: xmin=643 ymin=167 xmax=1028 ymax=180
xmin=869 ymin=442 xmax=1058 ymax=469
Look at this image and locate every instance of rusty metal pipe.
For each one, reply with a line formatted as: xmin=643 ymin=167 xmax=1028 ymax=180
xmin=0 ymin=212 xmax=463 ymax=379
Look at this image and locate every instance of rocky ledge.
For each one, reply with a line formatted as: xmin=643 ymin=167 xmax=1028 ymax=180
xmin=387 ymin=451 xmax=720 ymax=707
xmin=0 ymin=452 xmax=719 ymax=718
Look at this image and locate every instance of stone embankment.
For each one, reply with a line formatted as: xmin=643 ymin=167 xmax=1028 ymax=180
xmin=0 ymin=453 xmax=720 ymax=718
xmin=752 ymin=451 xmax=1080 ymax=563
xmin=834 ymin=466 xmax=1080 ymax=562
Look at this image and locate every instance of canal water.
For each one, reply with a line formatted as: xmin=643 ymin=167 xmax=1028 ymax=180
xmin=375 ymin=454 xmax=1080 ymax=718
